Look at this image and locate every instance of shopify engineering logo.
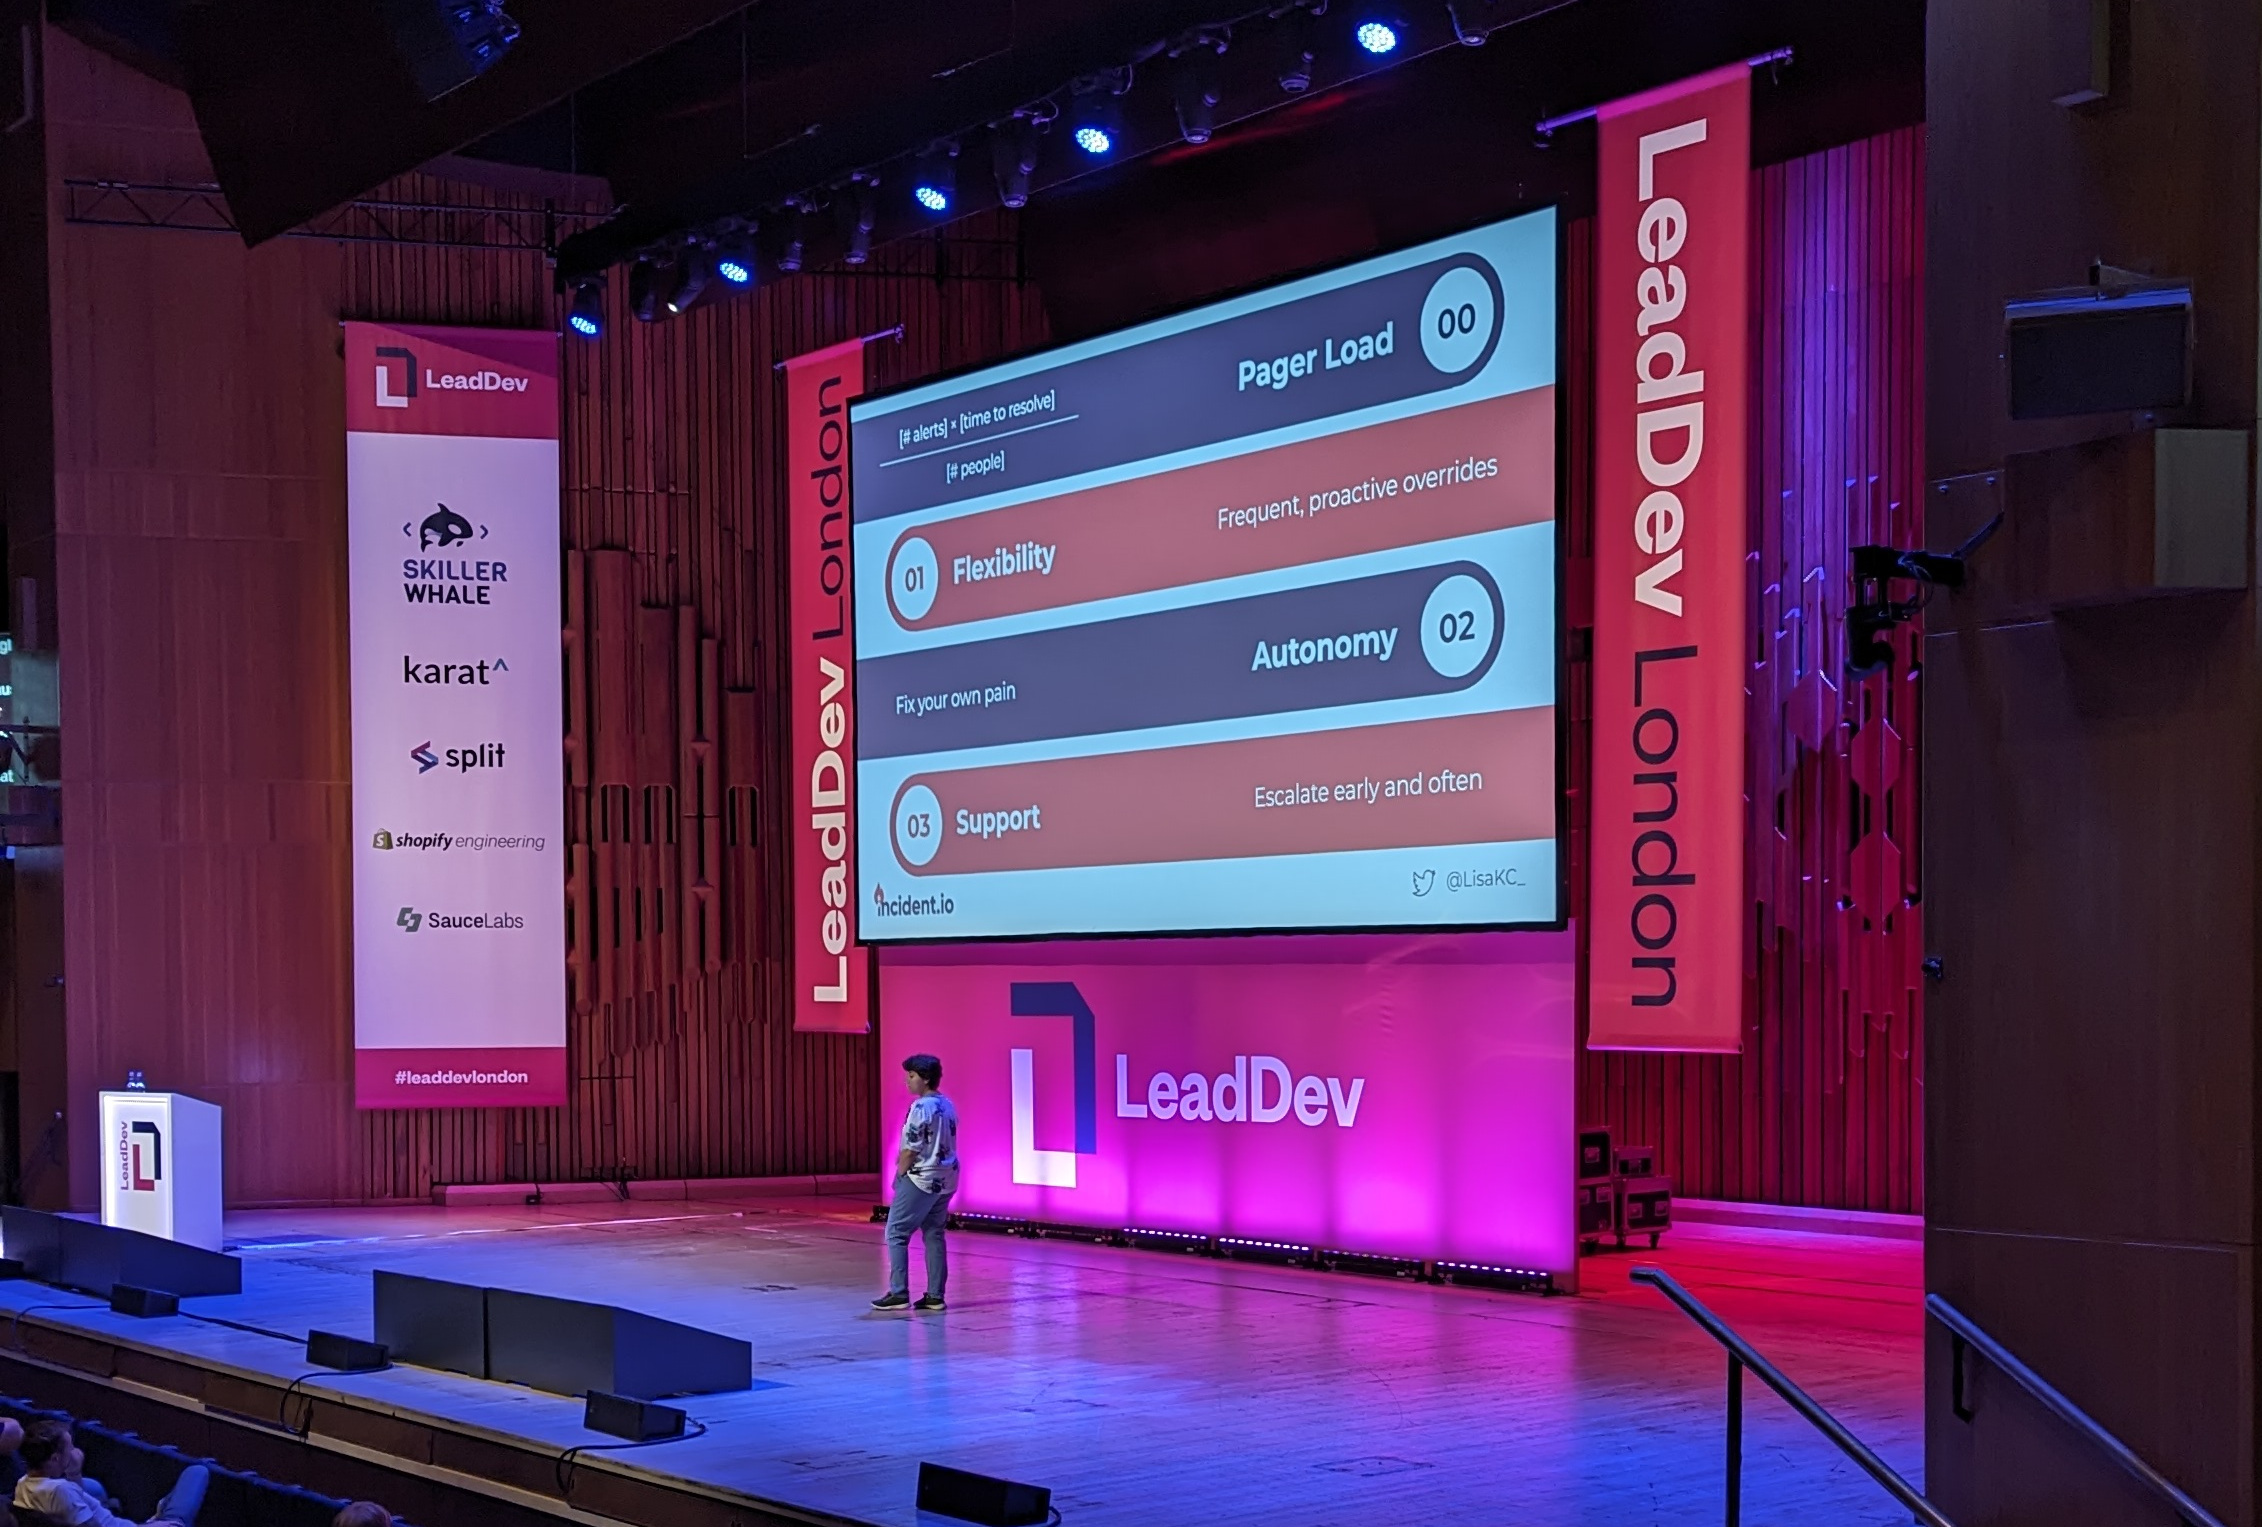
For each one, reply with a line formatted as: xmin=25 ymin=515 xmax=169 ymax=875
xmin=1009 ymin=982 xmax=1097 ymax=1189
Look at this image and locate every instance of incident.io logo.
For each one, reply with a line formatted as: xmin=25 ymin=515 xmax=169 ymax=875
xmin=871 ymin=883 xmax=955 ymax=918
xmin=1005 ymin=981 xmax=1368 ymax=1190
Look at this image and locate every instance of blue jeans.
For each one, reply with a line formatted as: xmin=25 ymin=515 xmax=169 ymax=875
xmin=886 ymin=1176 xmax=953 ymax=1298
xmin=154 ymin=1463 xmax=209 ymax=1525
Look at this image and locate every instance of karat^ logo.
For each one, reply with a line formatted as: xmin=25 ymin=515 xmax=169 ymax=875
xmin=412 ymin=504 xmax=483 ymax=550
xmin=397 ymin=906 xmax=425 ymax=933
xmin=410 ymin=741 xmax=439 ymax=774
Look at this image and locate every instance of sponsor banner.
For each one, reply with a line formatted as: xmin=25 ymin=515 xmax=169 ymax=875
xmin=789 ymin=339 xmax=871 ymax=1032
xmin=347 ymin=321 xmax=567 ymax=1107
xmin=1588 ymin=66 xmax=1751 ymax=1051
xmin=878 ymin=932 xmax=1577 ymax=1277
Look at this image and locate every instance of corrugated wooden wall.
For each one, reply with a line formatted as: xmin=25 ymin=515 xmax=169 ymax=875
xmin=1574 ymin=128 xmax=1928 ymax=1213
xmin=42 ymin=26 xmax=1923 ymax=1211
xmin=348 ymin=224 xmax=1047 ymax=1198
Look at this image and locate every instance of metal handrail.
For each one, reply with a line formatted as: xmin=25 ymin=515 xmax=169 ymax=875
xmin=1630 ymin=1266 xmax=1953 ymax=1527
xmin=1928 ymin=1294 xmax=2226 ymax=1527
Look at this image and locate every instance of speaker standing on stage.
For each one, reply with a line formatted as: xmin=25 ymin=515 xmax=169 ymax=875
xmin=873 ymin=1053 xmax=959 ymax=1313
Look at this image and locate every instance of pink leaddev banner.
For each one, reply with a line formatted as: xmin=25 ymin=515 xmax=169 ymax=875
xmin=787 ymin=339 xmax=872 ymax=1031
xmin=346 ymin=322 xmax=568 ymax=1108
xmin=1588 ymin=65 xmax=1752 ymax=1052
xmin=878 ymin=932 xmax=1578 ymax=1282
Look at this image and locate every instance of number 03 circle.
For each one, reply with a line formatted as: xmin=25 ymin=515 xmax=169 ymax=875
xmin=893 ymin=784 xmax=944 ymax=868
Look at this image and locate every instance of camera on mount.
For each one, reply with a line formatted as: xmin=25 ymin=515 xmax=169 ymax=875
xmin=1845 ymin=515 xmax=2001 ymax=679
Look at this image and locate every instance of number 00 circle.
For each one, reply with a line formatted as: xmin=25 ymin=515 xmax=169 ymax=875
xmin=1420 ymin=573 xmax=1497 ymax=679
xmin=1419 ymin=267 xmax=1496 ymax=375
xmin=889 ymin=536 xmax=940 ymax=623
xmin=894 ymin=784 xmax=944 ymax=868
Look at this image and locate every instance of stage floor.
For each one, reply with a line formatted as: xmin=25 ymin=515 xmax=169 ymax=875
xmin=0 ymin=1198 xmax=1924 ymax=1526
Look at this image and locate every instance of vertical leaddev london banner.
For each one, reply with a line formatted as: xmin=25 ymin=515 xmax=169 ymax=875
xmin=788 ymin=339 xmax=871 ymax=1032
xmin=1588 ymin=65 xmax=1751 ymax=1051
xmin=346 ymin=322 xmax=567 ymax=1106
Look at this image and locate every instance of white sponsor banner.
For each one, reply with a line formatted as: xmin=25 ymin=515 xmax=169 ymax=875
xmin=345 ymin=323 xmax=566 ymax=1108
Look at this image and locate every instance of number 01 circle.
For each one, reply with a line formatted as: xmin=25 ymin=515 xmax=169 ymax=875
xmin=1420 ymin=572 xmax=1497 ymax=679
xmin=894 ymin=784 xmax=943 ymax=868
xmin=889 ymin=536 xmax=940 ymax=623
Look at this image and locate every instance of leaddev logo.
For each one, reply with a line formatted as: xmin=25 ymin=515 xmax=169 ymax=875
xmin=374 ymin=344 xmax=531 ymax=407
xmin=375 ymin=346 xmax=417 ymax=409
xmin=1006 ymin=980 xmax=1368 ymax=1190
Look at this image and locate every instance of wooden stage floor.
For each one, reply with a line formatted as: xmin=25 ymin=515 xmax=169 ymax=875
xmin=0 ymin=1199 xmax=1924 ymax=1526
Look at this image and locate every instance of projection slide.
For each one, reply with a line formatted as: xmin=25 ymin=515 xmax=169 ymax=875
xmin=851 ymin=210 xmax=1559 ymax=939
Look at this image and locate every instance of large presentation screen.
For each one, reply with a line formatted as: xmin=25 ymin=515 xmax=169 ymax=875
xmin=850 ymin=208 xmax=1560 ymax=941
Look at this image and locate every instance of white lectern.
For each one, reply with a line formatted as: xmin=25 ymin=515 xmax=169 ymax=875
xmin=98 ymin=1091 xmax=223 ymax=1253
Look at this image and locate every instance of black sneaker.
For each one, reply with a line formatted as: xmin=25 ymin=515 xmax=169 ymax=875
xmin=913 ymin=1295 xmax=946 ymax=1312
xmin=870 ymin=1292 xmax=910 ymax=1310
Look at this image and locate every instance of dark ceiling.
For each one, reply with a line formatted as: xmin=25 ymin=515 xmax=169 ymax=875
xmin=54 ymin=0 xmax=1924 ymax=320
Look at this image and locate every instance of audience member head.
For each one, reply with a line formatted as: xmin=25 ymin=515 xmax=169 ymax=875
xmin=0 ymin=1417 xmax=22 ymax=1453
xmin=18 ymin=1420 xmax=76 ymax=1478
xmin=333 ymin=1503 xmax=393 ymax=1527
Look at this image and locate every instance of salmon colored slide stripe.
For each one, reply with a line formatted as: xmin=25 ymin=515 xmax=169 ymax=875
xmin=888 ymin=707 xmax=1554 ymax=876
xmin=884 ymin=386 xmax=1555 ymax=628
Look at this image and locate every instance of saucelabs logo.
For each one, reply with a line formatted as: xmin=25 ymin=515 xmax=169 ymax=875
xmin=1006 ymin=980 xmax=1368 ymax=1189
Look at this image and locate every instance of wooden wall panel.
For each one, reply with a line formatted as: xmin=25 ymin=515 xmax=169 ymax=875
xmin=38 ymin=25 xmax=1044 ymax=1205
xmin=1575 ymin=128 xmax=1928 ymax=1214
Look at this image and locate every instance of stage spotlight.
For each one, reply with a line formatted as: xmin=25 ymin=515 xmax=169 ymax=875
xmin=990 ymin=114 xmax=1041 ymax=208
xmin=1274 ymin=2 xmax=1321 ymax=93
xmin=1173 ymin=42 xmax=1224 ymax=145
xmin=1067 ymin=87 xmax=1125 ymax=157
xmin=912 ymin=145 xmax=957 ymax=213
xmin=1355 ymin=17 xmax=1400 ymax=54
xmin=715 ymin=222 xmax=756 ymax=287
xmin=566 ymin=278 xmax=603 ymax=339
xmin=844 ymin=175 xmax=877 ymax=264
xmin=777 ymin=204 xmax=808 ymax=273
xmin=627 ymin=255 xmax=673 ymax=322
xmin=666 ymin=243 xmax=711 ymax=314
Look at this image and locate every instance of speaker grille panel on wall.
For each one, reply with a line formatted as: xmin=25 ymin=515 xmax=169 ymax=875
xmin=2005 ymin=287 xmax=2191 ymax=419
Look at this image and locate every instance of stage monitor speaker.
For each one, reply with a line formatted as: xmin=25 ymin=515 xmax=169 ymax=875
xmin=306 ymin=1330 xmax=390 ymax=1373
xmin=372 ymin=1269 xmax=488 ymax=1379
xmin=109 ymin=1285 xmax=178 ymax=1318
xmin=0 ymin=1258 xmax=26 ymax=1280
xmin=2006 ymin=286 xmax=2191 ymax=420
xmin=916 ymin=1462 xmax=1052 ymax=1527
xmin=485 ymin=1288 xmax=752 ymax=1400
xmin=583 ymin=1390 xmax=686 ymax=1442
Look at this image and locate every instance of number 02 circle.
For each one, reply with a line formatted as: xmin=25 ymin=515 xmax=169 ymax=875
xmin=1420 ymin=573 xmax=1497 ymax=679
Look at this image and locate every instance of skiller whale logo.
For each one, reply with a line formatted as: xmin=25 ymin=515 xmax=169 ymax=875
xmin=410 ymin=741 xmax=439 ymax=774
xmin=416 ymin=504 xmax=480 ymax=549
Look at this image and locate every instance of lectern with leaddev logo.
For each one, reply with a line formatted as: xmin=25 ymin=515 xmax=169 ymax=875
xmin=98 ymin=1090 xmax=224 ymax=1253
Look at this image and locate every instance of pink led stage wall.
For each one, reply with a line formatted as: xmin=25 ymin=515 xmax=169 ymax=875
xmin=877 ymin=931 xmax=1577 ymax=1280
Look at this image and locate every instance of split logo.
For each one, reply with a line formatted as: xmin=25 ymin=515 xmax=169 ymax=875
xmin=1005 ymin=981 xmax=1371 ymax=1190
xmin=375 ymin=345 xmax=417 ymax=410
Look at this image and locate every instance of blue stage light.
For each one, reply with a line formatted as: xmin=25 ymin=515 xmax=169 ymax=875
xmin=1355 ymin=19 xmax=1399 ymax=53
xmin=717 ymin=251 xmax=752 ymax=285
xmin=912 ymin=144 xmax=957 ymax=214
xmin=566 ymin=279 xmax=603 ymax=339
xmin=1072 ymin=124 xmax=1113 ymax=156
xmin=1066 ymin=85 xmax=1126 ymax=160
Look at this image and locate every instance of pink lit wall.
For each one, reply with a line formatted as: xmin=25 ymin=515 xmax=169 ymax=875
xmin=877 ymin=931 xmax=1577 ymax=1281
